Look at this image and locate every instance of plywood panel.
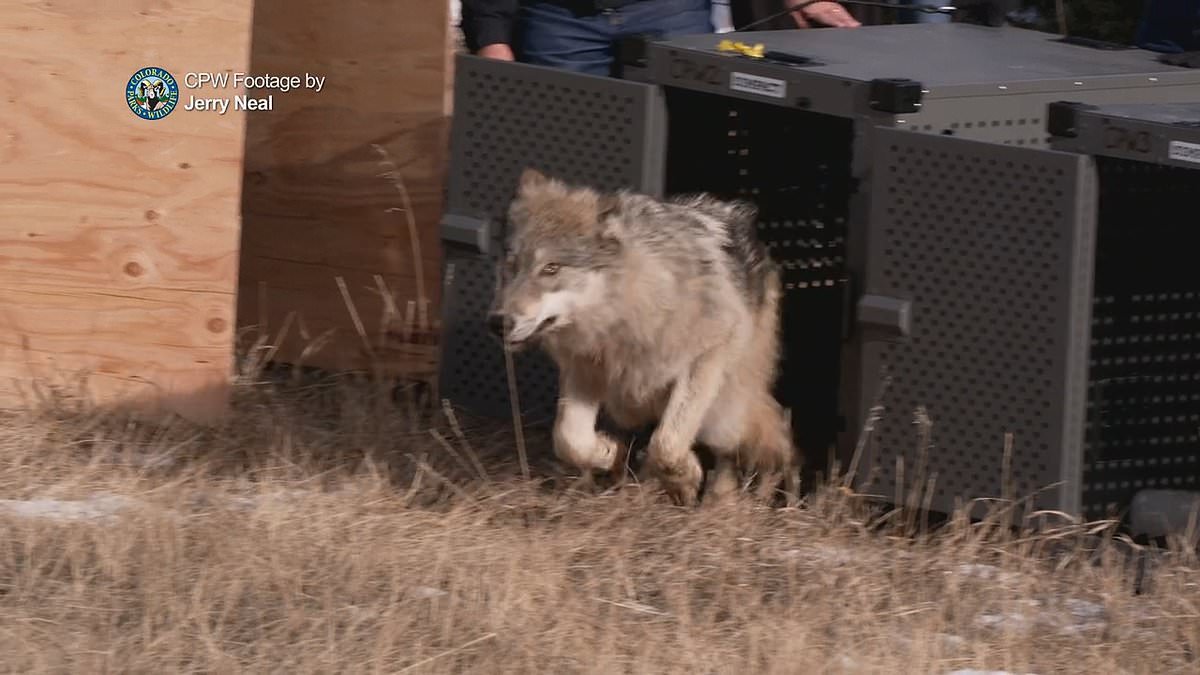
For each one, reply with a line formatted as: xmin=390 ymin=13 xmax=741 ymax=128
xmin=0 ymin=1 xmax=253 ymax=421
xmin=235 ymin=0 xmax=452 ymax=382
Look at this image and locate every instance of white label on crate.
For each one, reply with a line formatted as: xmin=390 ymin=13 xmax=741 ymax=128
xmin=730 ymin=71 xmax=786 ymax=99
xmin=1167 ymin=140 xmax=1200 ymax=165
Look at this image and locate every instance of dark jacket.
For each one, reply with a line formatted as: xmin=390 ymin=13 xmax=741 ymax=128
xmin=459 ymin=0 xmax=792 ymax=52
xmin=460 ymin=0 xmax=519 ymax=52
xmin=732 ymin=0 xmax=804 ymax=31
xmin=1135 ymin=0 xmax=1200 ymax=53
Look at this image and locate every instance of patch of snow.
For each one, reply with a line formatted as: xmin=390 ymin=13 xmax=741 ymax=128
xmin=410 ymin=586 xmax=448 ymax=599
xmin=945 ymin=671 xmax=1038 ymax=675
xmin=975 ymin=609 xmax=1034 ymax=631
xmin=1064 ymin=598 xmax=1104 ymax=618
xmin=0 ymin=493 xmax=139 ymax=523
xmin=341 ymin=604 xmax=378 ymax=621
xmin=938 ymin=633 xmax=967 ymax=650
xmin=224 ymin=488 xmax=312 ymax=512
xmin=836 ymin=654 xmax=859 ymax=670
xmin=891 ymin=632 xmax=968 ymax=656
xmin=780 ymin=542 xmax=862 ymax=566
xmin=952 ymin=563 xmax=1023 ymax=583
xmin=117 ymin=451 xmax=178 ymax=469
xmin=975 ymin=596 xmax=1107 ymax=637
xmin=1054 ymin=598 xmax=1107 ymax=635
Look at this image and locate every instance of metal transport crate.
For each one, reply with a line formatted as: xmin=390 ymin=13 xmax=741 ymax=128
xmin=435 ymin=22 xmax=1200 ymax=516
xmin=638 ymin=22 xmax=1200 ymax=147
xmin=1046 ymin=102 xmax=1200 ymax=523
xmin=849 ymin=102 xmax=1200 ymax=522
xmin=854 ymin=126 xmax=1101 ymax=518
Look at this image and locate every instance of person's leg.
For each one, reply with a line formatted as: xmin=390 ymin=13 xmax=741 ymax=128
xmin=515 ymin=3 xmax=616 ymax=76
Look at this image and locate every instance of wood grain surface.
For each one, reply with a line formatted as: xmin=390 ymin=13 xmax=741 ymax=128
xmin=235 ymin=0 xmax=452 ymax=383
xmin=0 ymin=1 xmax=254 ymax=422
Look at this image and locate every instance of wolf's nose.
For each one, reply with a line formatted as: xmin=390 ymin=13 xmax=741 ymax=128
xmin=486 ymin=312 xmax=505 ymax=338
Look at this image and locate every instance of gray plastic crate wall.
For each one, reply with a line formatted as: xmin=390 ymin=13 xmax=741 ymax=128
xmin=851 ymin=127 xmax=1098 ymax=518
xmin=438 ymin=56 xmax=666 ymax=424
xmin=893 ymin=90 xmax=1200 ymax=148
xmin=1081 ymin=155 xmax=1200 ymax=520
xmin=843 ymin=125 xmax=1200 ymax=522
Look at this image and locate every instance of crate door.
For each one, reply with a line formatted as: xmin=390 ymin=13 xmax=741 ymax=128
xmin=1081 ymin=154 xmax=1200 ymax=522
xmin=438 ymin=55 xmax=668 ymax=425
xmin=853 ymin=127 xmax=1098 ymax=518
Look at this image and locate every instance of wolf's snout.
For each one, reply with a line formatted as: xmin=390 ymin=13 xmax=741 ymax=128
xmin=486 ymin=312 xmax=506 ymax=338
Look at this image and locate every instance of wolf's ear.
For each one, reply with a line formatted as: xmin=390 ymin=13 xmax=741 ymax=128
xmin=596 ymin=193 xmax=624 ymax=244
xmin=517 ymin=167 xmax=549 ymax=193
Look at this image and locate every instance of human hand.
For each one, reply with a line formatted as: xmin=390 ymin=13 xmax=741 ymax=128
xmin=787 ymin=0 xmax=862 ymax=28
xmin=477 ymin=43 xmax=515 ymax=60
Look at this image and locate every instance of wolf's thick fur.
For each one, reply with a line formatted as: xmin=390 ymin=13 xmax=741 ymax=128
xmin=491 ymin=168 xmax=799 ymax=506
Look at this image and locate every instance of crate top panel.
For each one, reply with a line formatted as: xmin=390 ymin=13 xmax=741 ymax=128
xmin=645 ymin=23 xmax=1200 ymax=111
xmin=1048 ymin=100 xmax=1200 ymax=168
xmin=1068 ymin=101 xmax=1200 ymax=127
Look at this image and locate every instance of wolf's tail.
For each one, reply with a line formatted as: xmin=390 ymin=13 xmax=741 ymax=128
xmin=750 ymin=262 xmax=802 ymax=502
xmin=755 ymin=262 xmax=784 ymax=370
xmin=740 ymin=392 xmax=801 ymax=505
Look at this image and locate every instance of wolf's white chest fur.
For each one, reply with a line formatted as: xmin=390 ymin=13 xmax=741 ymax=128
xmin=599 ymin=340 xmax=691 ymax=426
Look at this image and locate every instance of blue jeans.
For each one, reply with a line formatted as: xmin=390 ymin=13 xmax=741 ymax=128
xmin=516 ymin=0 xmax=715 ymax=77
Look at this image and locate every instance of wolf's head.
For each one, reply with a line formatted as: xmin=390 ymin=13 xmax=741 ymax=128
xmin=488 ymin=168 xmax=624 ymax=349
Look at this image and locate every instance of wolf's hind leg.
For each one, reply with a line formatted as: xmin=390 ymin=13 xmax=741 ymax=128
xmin=707 ymin=457 xmax=741 ymax=503
xmin=646 ymin=349 xmax=728 ymax=506
xmin=699 ymin=390 xmax=748 ymax=503
xmin=747 ymin=399 xmax=801 ymax=507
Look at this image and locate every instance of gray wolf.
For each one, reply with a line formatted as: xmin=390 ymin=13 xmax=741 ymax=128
xmin=488 ymin=168 xmax=800 ymax=506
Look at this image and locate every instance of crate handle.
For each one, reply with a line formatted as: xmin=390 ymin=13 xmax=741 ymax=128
xmin=856 ymin=294 xmax=912 ymax=341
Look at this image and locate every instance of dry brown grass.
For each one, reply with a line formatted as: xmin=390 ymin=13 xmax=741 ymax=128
xmin=1 ymin=371 xmax=1198 ymax=675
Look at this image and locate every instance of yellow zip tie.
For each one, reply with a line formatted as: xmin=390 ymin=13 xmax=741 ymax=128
xmin=717 ymin=39 xmax=764 ymax=58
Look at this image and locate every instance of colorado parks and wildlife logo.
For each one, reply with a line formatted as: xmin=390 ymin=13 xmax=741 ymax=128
xmin=126 ymin=67 xmax=179 ymax=120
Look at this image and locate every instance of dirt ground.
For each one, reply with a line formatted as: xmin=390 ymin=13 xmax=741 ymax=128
xmin=1 ymin=371 xmax=1197 ymax=674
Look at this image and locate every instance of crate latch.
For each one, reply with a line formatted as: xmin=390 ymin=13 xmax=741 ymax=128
xmin=856 ymin=294 xmax=911 ymax=341
xmin=441 ymin=213 xmax=493 ymax=255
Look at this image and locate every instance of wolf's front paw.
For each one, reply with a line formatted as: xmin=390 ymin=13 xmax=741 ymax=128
xmin=648 ymin=449 xmax=703 ymax=507
xmin=554 ymin=425 xmax=624 ymax=476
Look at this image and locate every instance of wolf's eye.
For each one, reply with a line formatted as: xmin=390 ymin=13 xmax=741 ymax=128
xmin=540 ymin=263 xmax=560 ymax=276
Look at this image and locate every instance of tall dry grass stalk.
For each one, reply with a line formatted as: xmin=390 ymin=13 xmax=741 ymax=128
xmin=1 ymin=366 xmax=1197 ymax=674
xmin=372 ymin=143 xmax=430 ymax=335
